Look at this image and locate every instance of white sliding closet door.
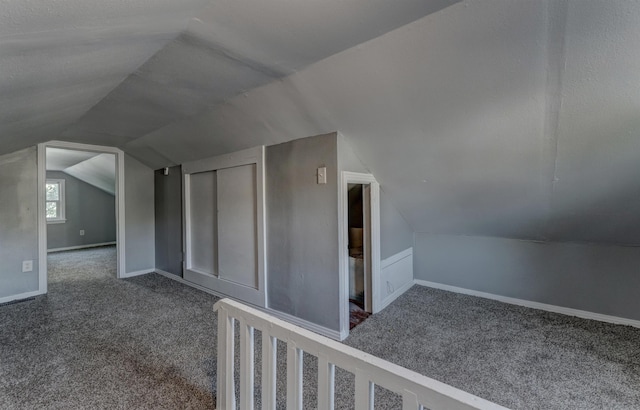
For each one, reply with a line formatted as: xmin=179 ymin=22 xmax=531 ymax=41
xmin=183 ymin=146 xmax=266 ymax=307
xmin=217 ymin=164 xmax=258 ymax=288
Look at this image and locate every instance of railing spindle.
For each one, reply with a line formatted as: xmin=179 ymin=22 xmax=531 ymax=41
xmin=402 ymin=390 xmax=420 ymax=410
xmin=317 ymin=355 xmax=335 ymax=410
xmin=239 ymin=319 xmax=254 ymax=410
xmin=355 ymin=369 xmax=374 ymax=410
xmin=286 ymin=341 xmax=303 ymax=409
xmin=216 ymin=310 xmax=236 ymax=410
xmin=214 ymin=299 xmax=509 ymax=410
xmin=262 ymin=331 xmax=277 ymax=410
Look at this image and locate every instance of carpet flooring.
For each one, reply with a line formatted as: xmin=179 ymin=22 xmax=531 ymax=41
xmin=2 ymin=246 xmax=640 ymax=409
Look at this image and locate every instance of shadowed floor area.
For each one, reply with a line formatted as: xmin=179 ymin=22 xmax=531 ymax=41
xmin=2 ymin=246 xmax=640 ymax=409
xmin=0 ymin=247 xmax=219 ymax=409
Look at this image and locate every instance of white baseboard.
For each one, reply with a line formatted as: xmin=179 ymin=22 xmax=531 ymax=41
xmin=154 ymin=269 xmax=343 ymax=340
xmin=415 ymin=279 xmax=640 ymax=329
xmin=0 ymin=289 xmax=45 ymax=305
xmin=264 ymin=308 xmax=343 ymax=341
xmin=155 ymin=269 xmax=229 ymax=299
xmin=120 ymin=268 xmax=154 ymax=278
xmin=48 ymin=242 xmax=116 ymax=253
xmin=379 ymin=280 xmax=414 ymax=312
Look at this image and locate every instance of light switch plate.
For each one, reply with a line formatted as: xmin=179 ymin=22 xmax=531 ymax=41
xmin=22 ymin=260 xmax=33 ymax=272
xmin=317 ymin=167 xmax=327 ymax=184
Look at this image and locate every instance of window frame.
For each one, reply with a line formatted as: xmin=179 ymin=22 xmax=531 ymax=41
xmin=45 ymin=178 xmax=66 ymax=224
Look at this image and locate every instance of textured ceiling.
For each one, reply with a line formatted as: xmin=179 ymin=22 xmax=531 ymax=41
xmin=3 ymin=0 xmax=640 ymax=246
xmin=0 ymin=0 xmax=460 ymax=154
xmin=46 ymin=148 xmax=115 ymax=195
xmin=0 ymin=0 xmax=209 ymax=155
xmin=121 ymin=0 xmax=640 ymax=246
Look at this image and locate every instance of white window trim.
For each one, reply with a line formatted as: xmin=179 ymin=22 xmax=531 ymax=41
xmin=45 ymin=178 xmax=66 ymax=223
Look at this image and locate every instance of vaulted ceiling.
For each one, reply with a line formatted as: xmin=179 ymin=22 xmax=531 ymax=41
xmin=2 ymin=0 xmax=640 ymax=246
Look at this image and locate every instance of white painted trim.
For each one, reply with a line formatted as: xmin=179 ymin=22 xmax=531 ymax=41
xmin=155 ymin=269 xmax=343 ymax=340
xmin=0 ymin=289 xmax=45 ymax=305
xmin=37 ymin=144 xmax=47 ymax=295
xmin=381 ymin=247 xmax=413 ymax=269
xmin=120 ymin=269 xmax=155 ymax=278
xmin=156 ymin=269 xmax=229 ymax=298
xmin=339 ymin=171 xmax=381 ymax=338
xmin=263 ymin=307 xmax=343 ymax=341
xmin=215 ymin=298 xmax=508 ymax=410
xmin=182 ymin=146 xmax=267 ymax=307
xmin=378 ymin=247 xmax=414 ymax=311
xmin=415 ymin=280 xmax=640 ymax=329
xmin=379 ymin=280 xmax=414 ymax=312
xmin=47 ymin=242 xmax=116 ymax=253
xmin=38 ymin=141 xmax=125 ymax=287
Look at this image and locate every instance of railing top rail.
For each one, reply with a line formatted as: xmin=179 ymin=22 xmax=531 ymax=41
xmin=214 ymin=298 xmax=510 ymax=410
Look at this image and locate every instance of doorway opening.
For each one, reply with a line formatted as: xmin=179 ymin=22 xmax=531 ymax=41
xmin=340 ymin=172 xmax=380 ymax=338
xmin=348 ymin=183 xmax=371 ymax=328
xmin=45 ymin=147 xmax=117 ymax=283
xmin=38 ymin=141 xmax=125 ymax=294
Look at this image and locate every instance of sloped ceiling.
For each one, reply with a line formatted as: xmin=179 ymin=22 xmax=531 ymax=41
xmin=3 ymin=0 xmax=640 ymax=246
xmin=46 ymin=148 xmax=115 ymax=195
xmin=47 ymin=0 xmax=462 ymax=150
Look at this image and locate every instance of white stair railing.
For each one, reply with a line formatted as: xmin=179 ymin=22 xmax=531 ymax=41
xmin=214 ymin=298 xmax=510 ymax=410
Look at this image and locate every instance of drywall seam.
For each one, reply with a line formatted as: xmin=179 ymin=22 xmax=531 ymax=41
xmin=415 ymin=279 xmax=640 ymax=329
xmin=542 ymin=0 xmax=569 ymax=238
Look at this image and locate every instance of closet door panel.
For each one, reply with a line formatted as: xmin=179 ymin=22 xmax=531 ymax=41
xmin=189 ymin=171 xmax=217 ymax=275
xmin=217 ymin=164 xmax=258 ymax=289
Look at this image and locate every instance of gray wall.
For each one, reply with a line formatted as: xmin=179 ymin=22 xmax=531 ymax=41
xmin=154 ymin=166 xmax=182 ymax=276
xmin=379 ymin=191 xmax=413 ymax=260
xmin=338 ymin=134 xmax=413 ymax=260
xmin=46 ymin=171 xmax=116 ymax=250
xmin=415 ymin=234 xmax=640 ymax=321
xmin=266 ymin=133 xmax=340 ymax=330
xmin=124 ymin=154 xmax=155 ymax=273
xmin=0 ymin=147 xmax=39 ymax=299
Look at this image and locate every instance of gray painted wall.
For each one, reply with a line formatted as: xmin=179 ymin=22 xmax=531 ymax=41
xmin=0 ymin=147 xmax=39 ymax=299
xmin=46 ymin=171 xmax=116 ymax=250
xmin=415 ymin=234 xmax=640 ymax=321
xmin=124 ymin=154 xmax=155 ymax=273
xmin=154 ymin=166 xmax=182 ymax=276
xmin=379 ymin=192 xmax=413 ymax=260
xmin=338 ymin=134 xmax=413 ymax=260
xmin=266 ymin=133 xmax=340 ymax=330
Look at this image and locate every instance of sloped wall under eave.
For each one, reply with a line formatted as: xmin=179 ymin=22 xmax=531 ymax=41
xmin=338 ymin=134 xmax=413 ymax=260
xmin=0 ymin=147 xmax=39 ymax=300
xmin=414 ymin=234 xmax=640 ymax=322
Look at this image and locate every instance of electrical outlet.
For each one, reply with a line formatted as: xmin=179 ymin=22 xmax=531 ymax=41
xmin=80 ymin=230 xmax=85 ymax=236
xmin=22 ymin=260 xmax=33 ymax=272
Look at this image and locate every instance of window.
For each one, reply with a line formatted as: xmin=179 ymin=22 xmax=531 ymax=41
xmin=45 ymin=179 xmax=66 ymax=223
